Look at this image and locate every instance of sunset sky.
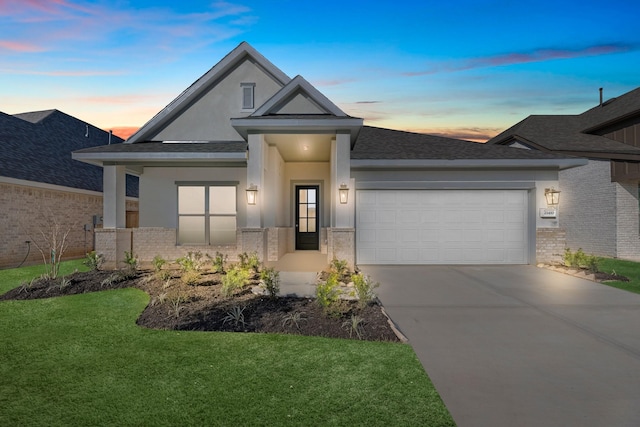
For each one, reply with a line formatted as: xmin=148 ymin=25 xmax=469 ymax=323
xmin=1 ymin=0 xmax=639 ymax=141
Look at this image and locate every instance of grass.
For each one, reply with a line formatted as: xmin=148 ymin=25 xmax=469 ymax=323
xmin=597 ymin=257 xmax=640 ymax=294
xmin=0 ymin=262 xmax=454 ymax=426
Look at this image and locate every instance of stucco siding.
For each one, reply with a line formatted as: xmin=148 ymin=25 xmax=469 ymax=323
xmin=616 ymin=180 xmax=640 ymax=260
xmin=153 ymin=59 xmax=283 ymax=141
xmin=559 ymin=160 xmax=617 ymax=256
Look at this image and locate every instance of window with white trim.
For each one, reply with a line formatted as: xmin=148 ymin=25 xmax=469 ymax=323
xmin=177 ymin=185 xmax=237 ymax=245
xmin=241 ymin=82 xmax=255 ymax=110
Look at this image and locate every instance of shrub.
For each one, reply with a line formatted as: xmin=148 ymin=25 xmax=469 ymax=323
xmin=176 ymin=251 xmax=204 ymax=272
xmin=221 ymin=265 xmax=251 ymax=297
xmin=181 ymin=270 xmax=201 ymax=286
xmin=238 ymin=252 xmax=261 ymax=272
xmin=152 ymin=255 xmax=166 ymax=273
xmin=330 ymin=258 xmax=349 ymax=280
xmin=58 ymin=276 xmax=72 ymax=290
xmin=260 ymin=267 xmax=280 ymax=298
xmin=316 ymin=272 xmax=340 ymax=313
xmin=83 ymin=251 xmax=104 ymax=271
xmin=351 ymin=273 xmax=379 ymax=309
xmin=209 ymin=251 xmax=227 ymax=273
xmin=167 ymin=294 xmax=186 ymax=319
xmin=564 ymin=248 xmax=599 ymax=272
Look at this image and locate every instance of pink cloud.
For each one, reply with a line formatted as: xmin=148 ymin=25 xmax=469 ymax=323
xmin=407 ymin=127 xmax=501 ymax=143
xmin=106 ymin=126 xmax=139 ymax=140
xmin=0 ymin=67 xmax=124 ymax=76
xmin=0 ymin=40 xmax=44 ymax=52
xmin=404 ymin=43 xmax=636 ymax=76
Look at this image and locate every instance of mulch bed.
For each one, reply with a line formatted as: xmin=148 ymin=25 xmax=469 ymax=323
xmin=541 ymin=264 xmax=630 ymax=282
xmin=0 ymin=269 xmax=400 ymax=342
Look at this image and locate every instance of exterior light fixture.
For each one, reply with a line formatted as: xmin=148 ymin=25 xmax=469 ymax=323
xmin=339 ymin=183 xmax=349 ymax=204
xmin=544 ymin=188 xmax=560 ymax=206
xmin=246 ymin=184 xmax=258 ymax=205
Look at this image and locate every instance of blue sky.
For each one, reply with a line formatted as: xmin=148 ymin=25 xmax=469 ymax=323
xmin=1 ymin=0 xmax=639 ymax=141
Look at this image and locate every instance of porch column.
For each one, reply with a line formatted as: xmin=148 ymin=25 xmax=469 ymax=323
xmin=331 ymin=132 xmax=353 ymax=227
xmin=103 ymin=165 xmax=126 ymax=228
xmin=247 ymin=133 xmax=266 ymax=228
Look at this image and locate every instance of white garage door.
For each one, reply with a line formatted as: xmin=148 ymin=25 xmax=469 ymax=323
xmin=356 ymin=190 xmax=528 ymax=264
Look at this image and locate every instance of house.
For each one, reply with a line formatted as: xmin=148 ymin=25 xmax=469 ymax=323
xmin=487 ymin=87 xmax=640 ymax=261
xmin=0 ymin=109 xmax=139 ymax=269
xmin=72 ymin=42 xmax=585 ymax=269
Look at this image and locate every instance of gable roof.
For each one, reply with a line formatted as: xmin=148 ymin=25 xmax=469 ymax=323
xmin=251 ymin=75 xmax=347 ymax=117
xmin=127 ymin=42 xmax=291 ymax=144
xmin=0 ymin=109 xmax=138 ymax=196
xmin=487 ymin=87 xmax=640 ymax=160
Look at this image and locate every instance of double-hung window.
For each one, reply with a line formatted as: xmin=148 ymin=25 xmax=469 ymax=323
xmin=177 ymin=184 xmax=237 ymax=246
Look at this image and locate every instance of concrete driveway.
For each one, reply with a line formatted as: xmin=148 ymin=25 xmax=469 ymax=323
xmin=360 ymin=265 xmax=640 ymax=427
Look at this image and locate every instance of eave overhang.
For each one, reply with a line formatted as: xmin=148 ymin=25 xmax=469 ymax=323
xmin=231 ymin=117 xmax=364 ymax=144
xmin=350 ymin=158 xmax=588 ymax=170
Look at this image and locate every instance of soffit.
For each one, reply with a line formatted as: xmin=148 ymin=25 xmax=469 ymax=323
xmin=264 ymin=133 xmax=332 ymax=162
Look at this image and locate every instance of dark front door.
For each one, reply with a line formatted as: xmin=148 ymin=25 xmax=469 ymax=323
xmin=295 ymin=185 xmax=319 ymax=250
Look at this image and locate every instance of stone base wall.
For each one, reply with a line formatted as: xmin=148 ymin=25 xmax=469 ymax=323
xmin=327 ymin=228 xmax=355 ymax=269
xmin=240 ymin=228 xmax=267 ymax=261
xmin=536 ymin=228 xmax=566 ymax=264
xmin=0 ymin=181 xmax=137 ymax=269
xmin=267 ymin=227 xmax=289 ymax=261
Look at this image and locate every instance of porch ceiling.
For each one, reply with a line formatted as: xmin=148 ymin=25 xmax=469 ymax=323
xmin=265 ymin=133 xmax=332 ymax=162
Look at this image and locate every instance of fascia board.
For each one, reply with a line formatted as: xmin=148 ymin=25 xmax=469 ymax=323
xmin=72 ymin=151 xmax=247 ymax=164
xmin=349 ymin=158 xmax=588 ymax=170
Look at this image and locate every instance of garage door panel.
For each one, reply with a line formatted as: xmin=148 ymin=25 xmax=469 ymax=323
xmin=356 ymin=189 xmax=528 ymax=265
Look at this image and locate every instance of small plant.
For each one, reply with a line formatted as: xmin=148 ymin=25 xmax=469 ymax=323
xmin=221 ymin=265 xmax=251 ymax=297
xmin=222 ymin=305 xmax=246 ymax=328
xmin=342 ymin=314 xmax=365 ymax=339
xmin=59 ymin=276 xmax=72 ymax=290
xmin=101 ymin=272 xmax=124 ymax=288
xmin=316 ymin=272 xmax=340 ymax=313
xmin=158 ymin=270 xmax=172 ymax=282
xmin=181 ymin=270 xmax=201 ymax=286
xmin=586 ymin=255 xmax=600 ymax=273
xmin=157 ymin=292 xmax=168 ymax=305
xmin=210 ymin=251 xmax=227 ymax=273
xmin=351 ymin=273 xmax=380 ymax=309
xmin=282 ymin=311 xmax=307 ymax=331
xmin=83 ymin=251 xmax=104 ymax=271
xmin=124 ymin=251 xmax=138 ymax=270
xmin=167 ymin=293 xmax=187 ymax=319
xmin=260 ymin=267 xmax=280 ymax=298
xmin=152 ymin=255 xmax=166 ymax=273
xmin=176 ymin=251 xmax=204 ymax=272
xmin=238 ymin=252 xmax=261 ymax=272
xmin=18 ymin=277 xmax=38 ymax=294
xmin=330 ymin=258 xmax=349 ymax=279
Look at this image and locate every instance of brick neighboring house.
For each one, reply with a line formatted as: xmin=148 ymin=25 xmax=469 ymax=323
xmin=488 ymin=87 xmax=640 ymax=260
xmin=0 ymin=109 xmax=139 ymax=269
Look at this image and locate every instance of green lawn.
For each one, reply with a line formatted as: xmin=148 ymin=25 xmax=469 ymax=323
xmin=597 ymin=257 xmax=640 ymax=294
xmin=0 ymin=262 xmax=454 ymax=426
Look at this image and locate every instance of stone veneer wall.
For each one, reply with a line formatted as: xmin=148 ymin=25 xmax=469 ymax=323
xmin=536 ymin=228 xmax=566 ymax=264
xmin=0 ymin=181 xmax=137 ymax=269
xmin=327 ymin=228 xmax=355 ymax=269
xmin=616 ymin=180 xmax=640 ymax=260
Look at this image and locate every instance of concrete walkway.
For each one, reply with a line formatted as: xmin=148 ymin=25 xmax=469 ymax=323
xmin=360 ymin=265 xmax=640 ymax=427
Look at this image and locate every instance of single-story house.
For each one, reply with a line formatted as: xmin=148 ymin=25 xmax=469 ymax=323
xmin=73 ymin=42 xmax=585 ymax=269
xmin=488 ymin=87 xmax=640 ymax=261
xmin=0 ymin=109 xmax=139 ymax=268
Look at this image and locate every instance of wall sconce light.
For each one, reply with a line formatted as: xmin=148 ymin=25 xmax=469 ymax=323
xmin=246 ymin=184 xmax=258 ymax=205
xmin=339 ymin=183 xmax=349 ymax=204
xmin=544 ymin=188 xmax=560 ymax=206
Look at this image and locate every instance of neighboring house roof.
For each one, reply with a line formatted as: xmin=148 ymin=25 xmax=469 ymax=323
xmin=0 ymin=109 xmax=139 ymax=197
xmin=487 ymin=87 xmax=640 ymax=160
